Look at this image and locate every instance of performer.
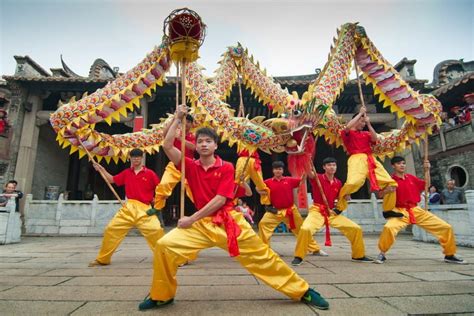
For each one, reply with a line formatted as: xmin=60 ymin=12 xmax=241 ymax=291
xmin=139 ymin=105 xmax=329 ymax=310
xmin=154 ymin=114 xmax=196 ymax=210
xmin=292 ymin=157 xmax=373 ymax=266
xmin=89 ymin=148 xmax=164 ymax=267
xmin=375 ymin=156 xmax=467 ymax=264
xmin=235 ymin=149 xmax=270 ymax=205
xmin=335 ymin=105 xmax=397 ymax=213
xmin=258 ymin=161 xmax=326 ymax=256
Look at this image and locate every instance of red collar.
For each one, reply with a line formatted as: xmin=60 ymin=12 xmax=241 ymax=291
xmin=193 ymin=155 xmax=224 ymax=170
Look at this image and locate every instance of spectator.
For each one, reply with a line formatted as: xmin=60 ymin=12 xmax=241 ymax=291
xmin=441 ymin=179 xmax=464 ymax=204
xmin=0 ymin=109 xmax=10 ymax=137
xmin=10 ymin=180 xmax=24 ymax=213
xmin=0 ymin=182 xmax=18 ymax=208
xmin=428 ymin=185 xmax=441 ymax=205
xmin=241 ymin=201 xmax=255 ymax=225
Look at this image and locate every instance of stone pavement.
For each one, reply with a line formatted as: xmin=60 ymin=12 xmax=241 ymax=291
xmin=0 ymin=233 xmax=474 ymax=315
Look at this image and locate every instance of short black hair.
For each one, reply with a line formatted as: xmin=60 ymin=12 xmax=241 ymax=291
xmin=390 ymin=156 xmax=405 ymax=164
xmin=7 ymin=180 xmax=18 ymax=185
xmin=196 ymin=127 xmax=219 ymax=143
xmin=272 ymin=161 xmax=285 ymax=169
xmin=185 ymin=114 xmax=194 ymax=122
xmin=129 ymin=148 xmax=144 ymax=157
xmin=322 ymin=157 xmax=337 ymax=166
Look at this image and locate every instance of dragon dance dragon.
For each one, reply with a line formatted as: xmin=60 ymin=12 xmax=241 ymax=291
xmin=50 ymin=23 xmax=441 ymax=171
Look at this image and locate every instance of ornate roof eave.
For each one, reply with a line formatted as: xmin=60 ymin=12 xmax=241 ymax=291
xmin=431 ymin=72 xmax=474 ymax=97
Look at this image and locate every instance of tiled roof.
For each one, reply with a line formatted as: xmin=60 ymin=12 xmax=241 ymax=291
xmin=431 ymin=72 xmax=474 ymax=97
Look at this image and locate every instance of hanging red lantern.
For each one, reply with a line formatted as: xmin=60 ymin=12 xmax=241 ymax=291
xmin=163 ymin=8 xmax=206 ymax=63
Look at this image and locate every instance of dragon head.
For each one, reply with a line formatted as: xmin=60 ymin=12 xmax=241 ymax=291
xmin=282 ymin=91 xmax=329 ymax=154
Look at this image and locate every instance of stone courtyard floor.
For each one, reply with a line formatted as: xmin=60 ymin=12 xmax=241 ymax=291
xmin=1 ymin=233 xmax=474 ymax=315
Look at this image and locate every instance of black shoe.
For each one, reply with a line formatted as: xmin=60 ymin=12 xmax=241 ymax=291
xmin=291 ymin=257 xmax=303 ymax=266
xmin=444 ymin=255 xmax=468 ymax=265
xmin=352 ymin=256 xmax=374 ymax=263
xmin=374 ymin=253 xmax=386 ymax=264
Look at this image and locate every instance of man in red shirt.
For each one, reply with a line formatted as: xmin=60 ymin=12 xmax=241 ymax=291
xmin=235 ymin=149 xmax=270 ymax=204
xmin=154 ymin=114 xmax=196 ymax=210
xmin=292 ymin=157 xmax=373 ymax=266
xmin=258 ymin=161 xmax=324 ymax=256
xmin=89 ymin=148 xmax=163 ymax=267
xmin=139 ymin=105 xmax=329 ymax=311
xmin=375 ymin=156 xmax=467 ymax=264
xmin=335 ymin=106 xmax=397 ymax=213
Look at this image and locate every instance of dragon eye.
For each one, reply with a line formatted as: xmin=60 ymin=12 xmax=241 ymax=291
xmin=293 ymin=109 xmax=303 ymax=117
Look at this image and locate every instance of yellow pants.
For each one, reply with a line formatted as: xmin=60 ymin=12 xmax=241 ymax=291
xmin=150 ymin=211 xmax=309 ymax=301
xmin=96 ymin=199 xmax=164 ymax=264
xmin=378 ymin=206 xmax=457 ymax=256
xmin=294 ymin=205 xmax=365 ymax=259
xmin=235 ymin=157 xmax=270 ymax=205
xmin=337 ymin=153 xmax=397 ymax=211
xmin=154 ymin=162 xmax=193 ymax=210
xmin=258 ymin=205 xmax=320 ymax=253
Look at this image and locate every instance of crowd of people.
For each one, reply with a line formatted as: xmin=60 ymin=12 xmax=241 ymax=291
xmin=79 ymin=104 xmax=469 ymax=312
xmin=2 ymin=103 xmax=470 ymax=312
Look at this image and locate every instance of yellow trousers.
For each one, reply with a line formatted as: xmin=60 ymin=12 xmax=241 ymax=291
xmin=150 ymin=211 xmax=309 ymax=301
xmin=337 ymin=153 xmax=397 ymax=211
xmin=294 ymin=205 xmax=365 ymax=259
xmin=154 ymin=162 xmax=193 ymax=210
xmin=235 ymin=157 xmax=270 ymax=205
xmin=258 ymin=205 xmax=320 ymax=253
xmin=378 ymin=206 xmax=457 ymax=256
xmin=96 ymin=199 xmax=164 ymax=264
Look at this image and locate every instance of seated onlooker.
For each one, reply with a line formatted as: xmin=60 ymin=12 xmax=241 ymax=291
xmin=428 ymin=185 xmax=441 ymax=205
xmin=441 ymin=179 xmax=464 ymax=204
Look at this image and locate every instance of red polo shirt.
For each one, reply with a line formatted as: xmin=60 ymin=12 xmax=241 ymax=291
xmin=113 ymin=167 xmax=160 ymax=204
xmin=264 ymin=176 xmax=300 ymax=209
xmin=174 ymin=132 xmax=196 ymax=159
xmin=392 ymin=173 xmax=425 ymax=208
xmin=309 ymin=174 xmax=342 ymax=209
xmin=183 ymin=156 xmax=235 ymax=212
xmin=340 ymin=130 xmax=374 ymax=155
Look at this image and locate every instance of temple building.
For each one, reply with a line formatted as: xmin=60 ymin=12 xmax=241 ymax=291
xmin=1 ymin=55 xmax=472 ymax=223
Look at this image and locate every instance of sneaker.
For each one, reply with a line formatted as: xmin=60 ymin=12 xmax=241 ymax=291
xmin=374 ymin=253 xmax=386 ymax=264
xmin=444 ymin=255 xmax=468 ymax=265
xmin=291 ymin=257 xmax=303 ymax=266
xmin=301 ymin=288 xmax=329 ymax=310
xmin=138 ymin=296 xmax=174 ymax=311
xmin=88 ymin=260 xmax=108 ymax=267
xmin=352 ymin=256 xmax=374 ymax=263
xmin=312 ymin=249 xmax=329 ymax=257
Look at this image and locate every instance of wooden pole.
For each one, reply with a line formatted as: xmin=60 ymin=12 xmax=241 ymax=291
xmin=180 ymin=60 xmax=187 ymax=219
xmin=233 ymin=155 xmax=252 ymax=195
xmin=76 ymin=136 xmax=125 ymax=208
xmin=354 ymin=59 xmax=367 ymax=110
xmin=237 ymin=74 xmax=245 ymax=117
xmin=311 ymin=164 xmax=332 ymax=246
xmin=424 ymin=137 xmax=430 ymax=209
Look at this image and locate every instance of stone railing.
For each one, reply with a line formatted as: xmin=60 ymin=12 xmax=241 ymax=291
xmin=412 ymin=190 xmax=474 ymax=248
xmin=24 ymin=194 xmax=127 ymax=236
xmin=0 ymin=199 xmax=21 ymax=244
xmin=428 ymin=121 xmax=474 ymax=154
xmin=24 ymin=193 xmax=387 ymax=236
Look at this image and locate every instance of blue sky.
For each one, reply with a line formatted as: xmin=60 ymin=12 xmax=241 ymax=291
xmin=1 ymin=0 xmax=473 ymax=82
